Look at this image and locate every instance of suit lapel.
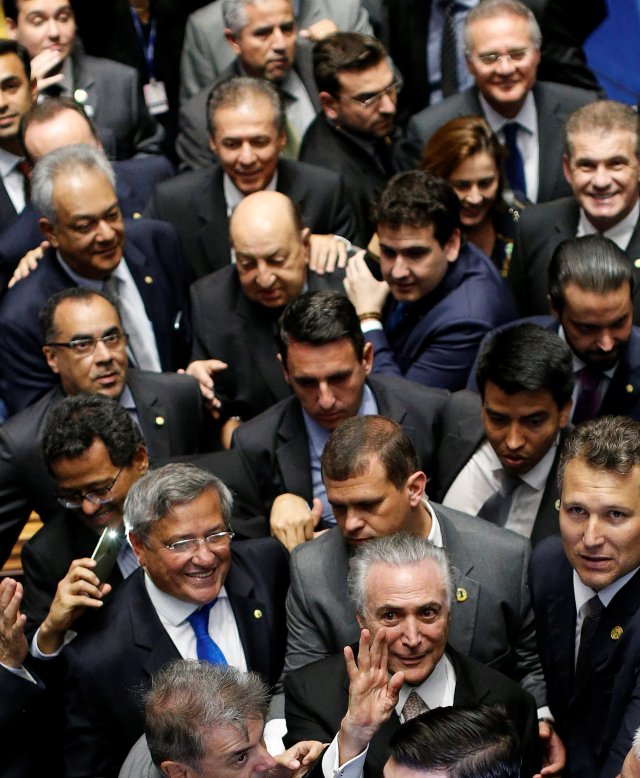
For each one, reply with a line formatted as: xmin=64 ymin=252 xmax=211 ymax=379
xmin=126 ymin=371 xmax=171 ymax=462
xmin=276 ymin=406 xmax=313 ymax=500
xmin=0 ymin=179 xmax=17 ymax=224
xmin=368 ymin=377 xmax=409 ymax=430
xmin=197 ymin=168 xmax=232 ymax=272
xmin=530 ymin=435 xmax=563 ymax=545
xmin=532 ymin=85 xmax=566 ymax=202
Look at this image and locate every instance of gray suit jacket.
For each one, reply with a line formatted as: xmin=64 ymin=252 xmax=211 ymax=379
xmin=179 ymin=0 xmax=373 ymax=103
xmin=394 ymin=81 xmax=598 ymax=203
xmin=286 ymin=509 xmax=546 ymax=707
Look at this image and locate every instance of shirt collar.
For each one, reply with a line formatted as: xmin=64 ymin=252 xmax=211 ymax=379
xmin=573 ymin=566 xmax=639 ymax=614
xmin=223 ymin=170 xmax=279 ymax=215
xmin=479 ymin=90 xmax=537 ymax=134
xmin=0 ymin=147 xmax=22 ymax=176
xmin=484 ymin=434 xmax=559 ymax=491
xmin=119 ymin=383 xmax=136 ymax=411
xmin=144 ymin=571 xmax=230 ymax=627
xmin=577 ymin=199 xmax=640 ymax=245
xmin=396 ymin=653 xmax=455 ymax=714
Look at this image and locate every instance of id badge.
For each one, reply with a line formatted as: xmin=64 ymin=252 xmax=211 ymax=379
xmin=143 ymin=79 xmax=169 ymax=115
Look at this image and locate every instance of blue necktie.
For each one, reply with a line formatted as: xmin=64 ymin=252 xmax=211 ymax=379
xmin=503 ymin=123 xmax=527 ymax=198
xmin=186 ymin=600 xmax=228 ymax=666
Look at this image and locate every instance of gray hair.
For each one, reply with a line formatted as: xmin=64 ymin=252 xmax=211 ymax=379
xmin=463 ymin=0 xmax=542 ymax=55
xmin=31 ymin=143 xmax=115 ymax=224
xmin=207 ymin=76 xmax=285 ymax=138
xmin=222 ymin=0 xmax=294 ymax=36
xmin=564 ymin=100 xmax=640 ymax=159
xmin=348 ymin=533 xmax=454 ymax=616
xmin=124 ymin=463 xmax=233 ymax=541
xmin=633 ymin=725 xmax=640 ymax=760
xmin=145 ymin=660 xmax=269 ymax=769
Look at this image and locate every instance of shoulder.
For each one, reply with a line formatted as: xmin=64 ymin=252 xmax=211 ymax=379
xmin=0 ymin=251 xmax=67 ymax=315
xmin=285 ymin=648 xmax=347 ymax=691
xmin=191 ymin=266 xmax=237 ymax=304
xmin=234 ymin=396 xmax=299 ymax=445
xmin=519 ymin=197 xmax=578 ymax=228
xmin=0 ymin=387 xmax=62 ymax=443
xmin=291 ymin=527 xmax=346 ymax=569
xmin=114 ymin=156 xmax=175 ymax=185
xmin=186 ymin=1 xmax=221 ymax=30
xmin=533 ymin=81 xmax=599 ymax=110
xmin=278 ymin=159 xmax=342 ymax=190
xmin=154 ymin=166 xmax=217 ymax=200
xmin=368 ymin=373 xmax=449 ymax=406
xmin=445 ymin=389 xmax=482 ymax=417
xmin=408 ymin=89 xmax=478 ymax=132
xmin=436 ymin=502 xmax=530 ymax=557
xmin=79 ymin=53 xmax=138 ymax=82
xmin=531 ymin=534 xmax=566 ymax=572
xmin=127 ymin=369 xmax=199 ymax=399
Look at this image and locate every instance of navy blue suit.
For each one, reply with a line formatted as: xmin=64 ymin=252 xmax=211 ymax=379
xmin=367 ymin=242 xmax=517 ymax=391
xmin=0 ymin=219 xmax=190 ymax=415
xmin=530 ymin=536 xmax=640 ymax=776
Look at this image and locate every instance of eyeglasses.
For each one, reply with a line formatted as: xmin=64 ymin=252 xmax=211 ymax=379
xmin=474 ymin=48 xmax=530 ymax=67
xmin=46 ymin=331 xmax=129 ymax=357
xmin=343 ymin=79 xmax=403 ymax=110
xmin=161 ymin=530 xmax=235 ymax=554
xmin=55 ymin=467 xmax=124 ymax=510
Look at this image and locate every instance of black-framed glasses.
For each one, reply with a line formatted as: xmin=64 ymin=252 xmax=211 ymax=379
xmin=343 ymin=79 xmax=403 ymax=110
xmin=474 ymin=48 xmax=530 ymax=67
xmin=55 ymin=467 xmax=124 ymax=510
xmin=161 ymin=530 xmax=235 ymax=555
xmin=46 ymin=331 xmax=129 ymax=357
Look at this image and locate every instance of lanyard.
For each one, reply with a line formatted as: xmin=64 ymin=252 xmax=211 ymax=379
xmin=130 ymin=7 xmax=157 ymax=81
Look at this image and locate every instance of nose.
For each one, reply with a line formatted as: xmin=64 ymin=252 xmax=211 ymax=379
xmin=317 ymin=381 xmax=335 ymax=410
xmin=255 ymin=261 xmax=275 ymax=289
xmin=401 ymin=616 xmax=421 ymax=648
xmin=191 ymin=541 xmax=217 ymax=566
xmin=582 ymin=516 xmax=604 ymax=548
xmin=596 ymin=329 xmax=615 ymax=352
xmin=344 ymin=507 xmax=364 ymax=533
xmin=390 ymin=256 xmax=410 ymax=279
xmin=255 ymin=744 xmax=277 ymax=776
xmin=378 ymin=92 xmax=396 ymax=115
xmin=81 ymin=496 xmax=102 ymax=515
xmin=46 ymin=17 xmax=61 ymax=40
xmin=505 ymin=422 xmax=525 ymax=451
xmin=238 ymin=141 xmax=256 ymax=166
xmin=270 ymin=26 xmax=286 ymax=51
xmin=496 ymin=53 xmax=515 ymax=74
xmin=93 ymin=338 xmax=113 ymax=362
xmin=591 ymin=163 xmax=612 ymax=189
xmin=95 ymin=218 xmax=116 ymax=243
xmin=465 ymin=184 xmax=483 ymax=205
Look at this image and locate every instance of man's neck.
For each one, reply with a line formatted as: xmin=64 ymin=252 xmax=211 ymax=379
xmin=0 ymin=137 xmax=23 ymax=157
xmin=483 ymin=94 xmax=526 ymax=121
xmin=413 ymin=501 xmax=433 ymax=538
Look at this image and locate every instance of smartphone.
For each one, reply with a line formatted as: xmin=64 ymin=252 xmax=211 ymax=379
xmin=91 ymin=527 xmax=124 ymax=583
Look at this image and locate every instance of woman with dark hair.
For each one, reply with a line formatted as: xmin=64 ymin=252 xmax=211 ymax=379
xmin=421 ymin=115 xmax=524 ymax=277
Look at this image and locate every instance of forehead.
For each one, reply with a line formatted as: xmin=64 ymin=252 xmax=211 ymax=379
xmin=483 ymin=382 xmax=558 ymax=415
xmin=213 ymin=99 xmax=279 ymax=137
xmin=51 ymin=438 xmax=116 ymax=485
xmin=27 ymin=109 xmax=94 ymax=146
xmin=562 ymin=458 xmax=640 ymax=502
xmin=151 ymin=489 xmax=225 ymax=535
xmin=562 ymin=282 xmax=632 ymax=319
xmin=568 ymin=128 xmax=638 ymax=161
xmin=285 ymin=337 xmax=359 ymax=373
xmin=243 ymin=0 xmax=294 ymax=26
xmin=53 ymin=295 xmax=120 ymax=333
xmin=325 ymin=456 xmax=395 ymax=497
xmin=467 ymin=11 xmax=534 ymax=49
xmin=378 ymin=223 xmax=437 ymax=247
xmin=16 ymin=0 xmax=73 ymax=18
xmin=337 ymin=59 xmax=394 ymax=95
xmin=365 ymin=561 xmax=446 ymax=608
xmin=231 ymin=211 xmax=299 ymax=251
xmin=52 ymin=168 xmax=116 ymax=214
xmin=0 ymin=52 xmax=28 ymax=80
xmin=451 ymin=151 xmax=499 ymax=178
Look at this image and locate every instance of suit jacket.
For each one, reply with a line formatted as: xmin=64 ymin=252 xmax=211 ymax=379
xmin=0 ymin=218 xmax=191 ymax=415
xmin=63 ymin=538 xmax=290 ymax=778
xmin=433 ymin=389 xmax=564 ymax=546
xmin=284 ymin=644 xmax=539 ymax=777
xmin=530 ymin=536 xmax=640 ymax=777
xmin=286 ymin=506 xmax=545 ymax=706
xmin=232 ymin=373 xmax=449 ymax=522
xmin=367 ymin=242 xmax=518 ymax=391
xmin=508 ymin=197 xmax=640 ymax=320
xmin=190 ymin=264 xmax=346 ymax=420
xmin=0 ymin=177 xmax=20 ymax=236
xmin=179 ymin=0 xmax=372 ymax=103
xmin=176 ymin=42 xmax=321 ymax=172
xmin=145 ymin=159 xmax=358 ymax=279
xmin=2 ymin=665 xmax=51 ymax=778
xmin=393 ymin=82 xmax=598 ymax=202
xmin=0 ymin=156 xmax=175 ymax=293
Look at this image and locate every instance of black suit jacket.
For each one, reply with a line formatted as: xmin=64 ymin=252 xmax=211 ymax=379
xmin=0 ymin=219 xmax=191 ymax=415
xmin=531 ymin=536 xmax=640 ymax=776
xmin=433 ymin=389 xmax=564 ymax=546
xmin=146 ymin=159 xmax=358 ymax=279
xmin=0 ymin=177 xmax=20 ymax=235
xmin=63 ymin=538 xmax=290 ymax=778
xmin=284 ymin=645 xmax=539 ymax=778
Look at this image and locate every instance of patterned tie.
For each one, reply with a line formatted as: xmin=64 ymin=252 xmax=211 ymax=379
xmin=502 ymin=123 xmax=527 ymax=198
xmin=477 ymin=472 xmax=521 ymax=527
xmin=575 ymin=595 xmax=604 ymax=682
xmin=402 ymin=690 xmax=429 ymax=721
xmin=573 ymin=367 xmax=603 ymax=424
xmin=186 ymin=600 xmax=228 ymax=666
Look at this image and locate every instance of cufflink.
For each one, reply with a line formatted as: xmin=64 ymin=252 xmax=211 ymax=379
xmin=155 ymin=416 xmax=165 ymax=426
xmin=634 ymin=258 xmax=640 ymax=268
xmin=74 ymin=89 xmax=88 ymax=104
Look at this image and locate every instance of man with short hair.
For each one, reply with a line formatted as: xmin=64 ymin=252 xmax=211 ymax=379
xmin=232 ymin=290 xmax=449 ymax=550
xmin=0 ymin=143 xmax=190 ymax=414
xmin=437 ymin=323 xmax=573 ymax=545
xmin=530 ymin=415 xmax=640 ymax=775
xmin=63 ymin=462 xmax=290 ymax=777
xmin=508 ymin=100 xmax=640 ymax=317
xmin=300 ymin=32 xmax=398 ymax=243
xmin=394 ymin=0 xmax=597 ymax=203
xmin=345 ymin=170 xmax=517 ymax=391
xmin=147 ymin=77 xmax=357 ymax=280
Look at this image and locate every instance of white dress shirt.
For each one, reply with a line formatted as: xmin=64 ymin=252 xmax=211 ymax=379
xmin=0 ymin=147 xmax=27 ymax=215
xmin=576 ymin=198 xmax=640 ymax=250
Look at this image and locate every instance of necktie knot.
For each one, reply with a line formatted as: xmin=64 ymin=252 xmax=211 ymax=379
xmin=187 ymin=600 xmax=215 ymax=638
xmin=402 ymin=690 xmax=429 ymax=721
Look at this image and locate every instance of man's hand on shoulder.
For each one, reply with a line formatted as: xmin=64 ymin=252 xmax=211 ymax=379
xmin=8 ymin=241 xmax=49 ymax=288
xmin=309 ymin=235 xmax=349 ymax=274
xmin=270 ymin=494 xmax=322 ymax=552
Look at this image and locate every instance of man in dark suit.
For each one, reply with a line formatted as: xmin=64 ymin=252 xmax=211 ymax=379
xmin=63 ymin=463 xmax=289 ymax=778
xmin=0 ymin=144 xmax=190 ymax=415
xmin=394 ymin=0 xmax=598 ymax=203
xmin=436 ymin=323 xmax=573 ymax=545
xmin=285 ymin=533 xmax=542 ymax=777
xmin=345 ymin=170 xmax=517 ymax=391
xmin=146 ymin=76 xmax=358 ymax=280
xmin=530 ymin=416 xmax=640 ymax=776
xmin=177 ymin=0 xmax=320 ymax=171
xmin=232 ymin=290 xmax=449 ymax=550
xmin=508 ymin=101 xmax=640 ymax=318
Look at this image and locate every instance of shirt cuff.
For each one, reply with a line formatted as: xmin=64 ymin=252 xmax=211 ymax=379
xmin=360 ymin=319 xmax=383 ymax=333
xmin=0 ymin=662 xmax=37 ymax=683
xmin=263 ymin=717 xmax=287 ymax=756
xmin=537 ymin=706 xmax=554 ymax=722
xmin=30 ymin=627 xmax=76 ymax=660
xmin=321 ymin=734 xmax=368 ymax=778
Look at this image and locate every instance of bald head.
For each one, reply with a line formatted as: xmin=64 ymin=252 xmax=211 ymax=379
xmin=230 ymin=191 xmax=310 ymax=308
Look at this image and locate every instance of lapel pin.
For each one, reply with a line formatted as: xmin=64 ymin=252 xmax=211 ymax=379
xmin=456 ymin=587 xmax=467 ymax=603
xmin=144 ymin=275 xmax=153 ymax=284
xmin=626 ymin=384 xmax=634 ymax=394
xmin=555 ymin=499 xmax=560 ymax=511
xmin=74 ymin=88 xmax=88 ymax=104
xmin=155 ymin=416 xmax=165 ymax=426
xmin=133 ymin=212 xmax=142 ymax=219
xmin=253 ymin=609 xmax=263 ymax=619
xmin=634 ymin=258 xmax=640 ymax=268
xmin=611 ymin=626 xmax=623 ymax=640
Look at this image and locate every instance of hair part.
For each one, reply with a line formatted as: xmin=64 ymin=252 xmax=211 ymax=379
xmin=207 ymin=75 xmax=285 ymax=137
xmin=38 ymin=287 xmax=120 ymax=344
xmin=564 ymin=100 xmax=640 ymax=159
xmin=312 ymin=32 xmax=389 ymax=95
xmin=463 ymin=0 xmax=542 ymax=55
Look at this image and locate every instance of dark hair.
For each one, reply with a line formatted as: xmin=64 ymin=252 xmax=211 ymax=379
xmin=548 ymin=235 xmax=635 ymax=313
xmin=374 ymin=170 xmax=460 ymax=244
xmin=476 ymin=323 xmax=574 ymax=409
xmin=206 ymin=76 xmax=285 ymax=138
xmin=564 ymin=100 xmax=640 ymax=159
xmin=20 ymin=97 xmax=98 ymax=165
xmin=0 ymin=38 xmax=31 ymax=80
xmin=42 ymin=394 xmax=143 ymax=469
xmin=388 ymin=704 xmax=521 ymax=778
xmin=321 ymin=416 xmax=419 ymax=489
xmin=312 ymin=32 xmax=388 ymax=95
xmin=38 ymin=287 xmax=120 ymax=344
xmin=558 ymin=415 xmax=640 ymax=490
xmin=278 ymin=290 xmax=364 ymax=365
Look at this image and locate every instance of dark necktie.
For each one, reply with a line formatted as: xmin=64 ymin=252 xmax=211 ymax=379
xmin=386 ymin=301 xmax=407 ymax=333
xmin=402 ymin=690 xmax=429 ymax=721
xmin=575 ymin=594 xmax=604 ymax=682
xmin=477 ymin=472 xmax=521 ymax=527
xmin=573 ymin=367 xmax=603 ymax=424
xmin=503 ymin=123 xmax=527 ymax=197
xmin=440 ymin=0 xmax=459 ymax=97
xmin=16 ymin=159 xmax=31 ymax=202
xmin=186 ymin=600 xmax=228 ymax=666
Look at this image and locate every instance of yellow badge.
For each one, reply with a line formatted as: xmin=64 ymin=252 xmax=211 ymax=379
xmin=627 ymin=384 xmax=634 ymax=394
xmin=133 ymin=212 xmax=142 ymax=219
xmin=253 ymin=609 xmax=263 ymax=619
xmin=155 ymin=416 xmax=165 ymax=426
xmin=456 ymin=587 xmax=468 ymax=603
xmin=611 ymin=626 xmax=623 ymax=640
xmin=144 ymin=275 xmax=153 ymax=284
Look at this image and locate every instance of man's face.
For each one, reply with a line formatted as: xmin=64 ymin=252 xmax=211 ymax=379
xmin=41 ymin=168 xmax=124 ymax=280
xmin=8 ymin=0 xmax=76 ymax=60
xmin=482 ymin=381 xmax=571 ymax=476
xmin=210 ymin=97 xmax=285 ymax=195
xmin=552 ymin=281 xmax=633 ymax=371
xmin=226 ymin=0 xmax=296 ymax=83
xmin=325 ymin=455 xmax=427 ymax=546
xmin=563 ymin=129 xmax=640 ymax=233
xmin=50 ymin=438 xmax=148 ymax=534
xmin=43 ymin=296 xmax=128 ymax=399
xmin=359 ymin=560 xmax=450 ymax=686
xmin=24 ymin=108 xmax=98 ymax=161
xmin=282 ymin=337 xmax=373 ymax=430
xmin=129 ymin=488 xmax=232 ymax=606
xmin=0 ymin=52 xmax=35 ymax=145
xmin=322 ymin=59 xmax=397 ymax=139
xmin=465 ymin=12 xmax=540 ymax=118
xmin=560 ymin=458 xmax=640 ymax=591
xmin=378 ymin=223 xmax=460 ymax=302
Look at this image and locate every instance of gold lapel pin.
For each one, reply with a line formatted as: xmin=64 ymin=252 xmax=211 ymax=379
xmin=155 ymin=416 xmax=165 ymax=426
xmin=253 ymin=609 xmax=263 ymax=619
xmin=144 ymin=275 xmax=154 ymax=284
xmin=456 ymin=587 xmax=468 ymax=603
xmin=611 ymin=626 xmax=623 ymax=640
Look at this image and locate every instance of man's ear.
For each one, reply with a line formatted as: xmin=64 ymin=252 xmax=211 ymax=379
xmin=406 ymin=471 xmax=427 ymax=507
xmin=362 ymin=341 xmax=374 ymax=375
xmin=300 ymin=227 xmax=311 ymax=262
xmin=562 ymin=154 xmax=573 ymax=186
xmin=133 ymin=445 xmax=150 ymax=476
xmin=319 ymin=91 xmax=339 ymax=122
xmin=43 ymin=345 xmax=59 ymax=374
xmin=128 ymin=531 xmax=145 ymax=565
xmin=40 ymin=217 xmax=58 ymax=247
xmin=5 ymin=17 xmax=17 ymax=38
xmin=444 ymin=228 xmax=461 ymax=263
xmin=547 ymin=293 xmax=561 ymax=323
xmin=356 ymin=612 xmax=366 ymax=630
xmin=277 ymin=352 xmax=290 ymax=384
xmin=160 ymin=761 xmax=192 ymax=778
xmin=224 ymin=28 xmax=241 ymax=55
